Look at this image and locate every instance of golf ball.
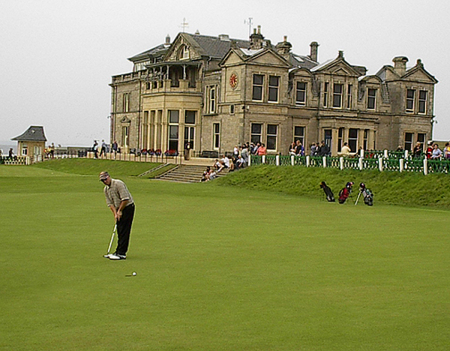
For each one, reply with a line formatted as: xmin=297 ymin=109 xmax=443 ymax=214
xmin=132 ymin=272 xmax=137 ymax=276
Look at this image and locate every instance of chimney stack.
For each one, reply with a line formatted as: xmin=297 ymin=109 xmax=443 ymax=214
xmin=393 ymin=56 xmax=408 ymax=77
xmin=309 ymin=41 xmax=319 ymax=62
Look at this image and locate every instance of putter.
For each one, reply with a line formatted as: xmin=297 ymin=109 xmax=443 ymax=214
xmin=104 ymin=224 xmax=117 ymax=258
xmin=355 ymin=191 xmax=362 ymax=205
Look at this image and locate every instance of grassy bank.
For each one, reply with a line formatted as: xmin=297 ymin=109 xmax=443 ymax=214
xmin=217 ymin=164 xmax=450 ymax=208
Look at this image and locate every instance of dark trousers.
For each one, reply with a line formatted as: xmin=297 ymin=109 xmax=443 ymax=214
xmin=116 ymin=204 xmax=135 ymax=255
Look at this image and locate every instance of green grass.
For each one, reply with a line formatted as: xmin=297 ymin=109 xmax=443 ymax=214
xmin=1 ymin=160 xmax=449 ymax=350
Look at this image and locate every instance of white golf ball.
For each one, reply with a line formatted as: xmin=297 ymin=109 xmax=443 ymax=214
xmin=132 ymin=272 xmax=137 ymax=276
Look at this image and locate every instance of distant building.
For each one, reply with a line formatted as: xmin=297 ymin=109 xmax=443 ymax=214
xmin=109 ymin=27 xmax=438 ymax=155
xmin=11 ymin=126 xmax=47 ymax=159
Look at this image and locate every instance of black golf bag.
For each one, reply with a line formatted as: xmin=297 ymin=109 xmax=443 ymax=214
xmin=320 ymin=181 xmax=335 ymax=202
xmin=359 ymin=183 xmax=374 ymax=206
xmin=338 ymin=182 xmax=354 ymax=204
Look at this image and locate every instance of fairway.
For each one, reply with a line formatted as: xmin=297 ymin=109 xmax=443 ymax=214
xmin=1 ymin=166 xmax=449 ymax=350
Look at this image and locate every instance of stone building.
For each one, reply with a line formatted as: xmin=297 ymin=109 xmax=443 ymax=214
xmin=109 ymin=27 xmax=437 ymax=156
xmin=11 ymin=126 xmax=47 ymax=159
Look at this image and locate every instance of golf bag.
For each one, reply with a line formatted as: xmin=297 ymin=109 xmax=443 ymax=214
xmin=358 ymin=183 xmax=374 ymax=206
xmin=338 ymin=182 xmax=354 ymax=204
xmin=320 ymin=181 xmax=335 ymax=202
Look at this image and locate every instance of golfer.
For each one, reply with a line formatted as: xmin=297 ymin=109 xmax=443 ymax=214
xmin=100 ymin=171 xmax=135 ymax=260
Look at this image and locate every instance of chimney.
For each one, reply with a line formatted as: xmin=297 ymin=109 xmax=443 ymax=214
xmin=249 ymin=25 xmax=265 ymax=50
xmin=219 ymin=34 xmax=230 ymax=41
xmin=276 ymin=36 xmax=292 ymax=56
xmin=310 ymin=41 xmax=319 ymax=62
xmin=393 ymin=56 xmax=408 ymax=76
xmin=165 ymin=34 xmax=171 ymax=47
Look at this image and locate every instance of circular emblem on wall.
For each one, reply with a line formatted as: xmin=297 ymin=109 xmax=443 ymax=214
xmin=229 ymin=73 xmax=238 ymax=89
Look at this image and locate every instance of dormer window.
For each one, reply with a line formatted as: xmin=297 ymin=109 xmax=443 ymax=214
xmin=178 ymin=45 xmax=190 ymax=60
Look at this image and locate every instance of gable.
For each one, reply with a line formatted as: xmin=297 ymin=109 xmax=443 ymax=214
xmin=221 ymin=50 xmax=245 ymax=66
xmin=403 ymin=69 xmax=437 ymax=84
xmin=164 ymin=34 xmax=202 ymax=62
xmin=246 ymin=50 xmax=291 ymax=68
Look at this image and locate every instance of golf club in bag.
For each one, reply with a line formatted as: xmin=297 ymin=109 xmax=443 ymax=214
xmin=338 ymin=182 xmax=354 ymax=204
xmin=104 ymin=224 xmax=117 ymax=258
xmin=320 ymin=181 xmax=335 ymax=202
xmin=355 ymin=183 xmax=374 ymax=206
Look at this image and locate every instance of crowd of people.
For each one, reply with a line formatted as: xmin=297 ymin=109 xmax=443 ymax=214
xmin=413 ymin=141 xmax=450 ymax=160
xmin=202 ymin=144 xmax=251 ymax=182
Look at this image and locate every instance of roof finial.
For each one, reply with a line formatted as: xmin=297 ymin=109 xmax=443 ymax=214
xmin=180 ymin=18 xmax=189 ymax=33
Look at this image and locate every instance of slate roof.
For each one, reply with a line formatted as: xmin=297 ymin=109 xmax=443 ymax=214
xmin=183 ymin=33 xmax=250 ymax=59
xmin=128 ymin=44 xmax=169 ymax=62
xmin=12 ymin=126 xmax=47 ymax=142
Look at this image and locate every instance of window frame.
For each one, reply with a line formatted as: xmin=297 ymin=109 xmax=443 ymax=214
xmin=296 ymin=82 xmax=307 ymax=106
xmin=252 ymin=74 xmax=264 ymax=101
xmin=367 ymin=88 xmax=377 ymax=110
xmin=332 ymin=83 xmax=343 ymax=108
xmin=268 ymin=75 xmax=280 ymax=103
xmin=418 ymin=90 xmax=427 ymax=114
xmin=406 ymin=89 xmax=415 ymax=113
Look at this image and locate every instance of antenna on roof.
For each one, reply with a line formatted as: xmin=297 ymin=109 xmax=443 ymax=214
xmin=180 ymin=18 xmax=189 ymax=33
xmin=244 ymin=17 xmax=253 ymax=37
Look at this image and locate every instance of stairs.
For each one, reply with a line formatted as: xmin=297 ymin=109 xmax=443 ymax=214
xmin=155 ymin=164 xmax=229 ymax=183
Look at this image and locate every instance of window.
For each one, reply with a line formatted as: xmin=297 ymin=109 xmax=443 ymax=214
xmin=208 ymin=87 xmax=216 ymax=114
xmin=296 ymin=82 xmax=307 ymax=105
xmin=213 ymin=123 xmax=220 ymax=149
xmin=323 ymin=82 xmax=329 ymax=107
xmin=363 ymin=129 xmax=369 ymax=150
xmin=169 ymin=110 xmax=179 ymax=123
xmin=251 ymin=123 xmax=262 ymax=144
xmin=347 ymin=84 xmax=352 ymax=109
xmin=418 ymin=90 xmax=427 ymax=114
xmin=294 ymin=126 xmax=305 ymax=145
xmin=333 ymin=84 xmax=343 ymax=108
xmin=185 ymin=111 xmax=196 ymax=124
xmin=338 ymin=128 xmax=344 ymax=152
xmin=367 ymin=89 xmax=376 ymax=110
xmin=184 ymin=126 xmax=194 ymax=149
xmin=417 ymin=133 xmax=426 ymax=145
xmin=406 ymin=89 xmax=415 ymax=112
xmin=122 ymin=126 xmax=129 ymax=147
xmin=324 ymin=129 xmax=332 ymax=150
xmin=230 ymin=105 xmax=235 ymax=114
xmin=123 ymin=93 xmax=130 ymax=112
xmin=267 ymin=125 xmax=278 ymax=150
xmin=268 ymin=76 xmax=280 ymax=102
xmin=348 ymin=128 xmax=358 ymax=152
xmin=252 ymin=74 xmax=264 ymax=101
xmin=404 ymin=132 xmax=413 ymax=151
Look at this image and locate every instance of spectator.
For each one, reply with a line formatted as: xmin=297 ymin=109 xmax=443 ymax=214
xmin=426 ymin=142 xmax=433 ymax=159
xmin=318 ymin=141 xmax=330 ymax=156
xmin=413 ymin=142 xmax=422 ymax=158
xmin=431 ymin=144 xmax=442 ymax=159
xmin=289 ymin=142 xmax=296 ymax=156
xmin=235 ymin=155 xmax=245 ymax=169
xmin=8 ymin=148 xmax=14 ymax=159
xmin=252 ymin=142 xmax=261 ymax=155
xmin=295 ymin=140 xmax=304 ymax=156
xmin=444 ymin=142 xmax=450 ymax=159
xmin=257 ymin=143 xmax=267 ymax=156
xmin=310 ymin=143 xmax=318 ymax=156
xmin=241 ymin=144 xmax=249 ymax=165
xmin=93 ymin=141 xmax=99 ymax=159
xmin=341 ymin=142 xmax=351 ymax=156
xmin=233 ymin=145 xmax=239 ymax=160
xmin=112 ymin=141 xmax=118 ymax=154
xmin=99 ymin=140 xmax=107 ymax=157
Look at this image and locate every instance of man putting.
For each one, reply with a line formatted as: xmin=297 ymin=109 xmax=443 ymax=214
xmin=99 ymin=171 xmax=135 ymax=260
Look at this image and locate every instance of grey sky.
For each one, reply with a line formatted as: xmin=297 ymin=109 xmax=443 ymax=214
xmin=1 ymin=0 xmax=448 ymax=146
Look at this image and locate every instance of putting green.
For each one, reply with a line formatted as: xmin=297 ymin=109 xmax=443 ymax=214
xmin=1 ymin=166 xmax=449 ymax=350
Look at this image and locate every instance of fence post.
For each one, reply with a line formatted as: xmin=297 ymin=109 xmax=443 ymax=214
xmin=378 ymin=157 xmax=383 ymax=172
xmin=323 ymin=156 xmax=327 ymax=168
xmin=306 ymin=156 xmax=310 ymax=167
xmin=360 ymin=148 xmax=364 ymax=158
xmin=340 ymin=157 xmax=344 ymax=170
xmin=384 ymin=150 xmax=388 ymax=158
xmin=262 ymin=155 xmax=266 ymax=164
xmin=249 ymin=154 xmax=252 ymax=166
xmin=276 ymin=154 xmax=280 ymax=166
xmin=291 ymin=155 xmax=294 ymax=166
xmin=359 ymin=157 xmax=363 ymax=170
xmin=399 ymin=159 xmax=404 ymax=172
xmin=423 ymin=158 xmax=428 ymax=175
xmin=404 ymin=150 xmax=409 ymax=159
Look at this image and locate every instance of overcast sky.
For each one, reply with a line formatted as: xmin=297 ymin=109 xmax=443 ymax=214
xmin=1 ymin=0 xmax=449 ymax=146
